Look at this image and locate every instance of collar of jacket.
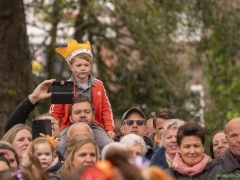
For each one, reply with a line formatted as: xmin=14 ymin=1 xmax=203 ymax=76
xmin=221 ymin=149 xmax=240 ymax=172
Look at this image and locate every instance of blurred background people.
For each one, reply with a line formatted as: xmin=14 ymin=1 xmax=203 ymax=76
xmin=209 ymin=130 xmax=228 ymax=159
xmin=101 ymin=142 xmax=126 ymax=160
xmin=0 ymin=141 xmax=20 ymax=169
xmin=120 ymin=134 xmax=147 ymax=159
xmin=150 ymin=119 xmax=184 ymax=169
xmin=0 ymin=156 xmax=11 ymax=171
xmin=1 ymin=124 xmax=32 ymax=163
xmin=151 ymin=108 xmax=176 ymax=151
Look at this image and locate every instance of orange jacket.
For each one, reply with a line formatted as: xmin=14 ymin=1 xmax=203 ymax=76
xmin=49 ymin=78 xmax=115 ymax=131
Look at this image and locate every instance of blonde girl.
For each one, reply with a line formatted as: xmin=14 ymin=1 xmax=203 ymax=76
xmin=31 ymin=136 xmax=62 ymax=177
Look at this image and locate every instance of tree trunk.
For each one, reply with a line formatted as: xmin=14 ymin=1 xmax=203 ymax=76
xmin=0 ymin=0 xmax=33 ymax=137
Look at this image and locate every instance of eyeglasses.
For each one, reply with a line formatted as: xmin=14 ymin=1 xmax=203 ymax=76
xmin=123 ymin=120 xmax=146 ymax=126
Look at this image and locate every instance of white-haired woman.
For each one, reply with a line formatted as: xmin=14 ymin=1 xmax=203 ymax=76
xmin=150 ymin=119 xmax=185 ymax=169
xmin=101 ymin=142 xmax=126 ymax=160
xmin=120 ymin=134 xmax=147 ymax=158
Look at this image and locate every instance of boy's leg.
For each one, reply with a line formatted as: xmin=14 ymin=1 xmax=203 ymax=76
xmin=91 ymin=123 xmax=115 ymax=152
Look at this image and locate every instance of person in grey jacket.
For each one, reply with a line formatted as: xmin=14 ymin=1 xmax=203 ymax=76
xmin=214 ymin=117 xmax=240 ymax=180
xmin=165 ymin=122 xmax=222 ymax=180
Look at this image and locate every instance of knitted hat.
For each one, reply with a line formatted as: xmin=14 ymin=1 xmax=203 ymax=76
xmin=55 ymin=39 xmax=93 ymax=64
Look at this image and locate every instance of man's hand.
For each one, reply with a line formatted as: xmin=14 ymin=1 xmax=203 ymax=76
xmin=107 ymin=130 xmax=116 ymax=140
xmin=29 ymin=79 xmax=56 ymax=104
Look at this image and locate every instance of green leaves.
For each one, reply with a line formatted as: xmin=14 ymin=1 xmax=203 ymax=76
xmin=7 ymin=90 xmax=17 ymax=96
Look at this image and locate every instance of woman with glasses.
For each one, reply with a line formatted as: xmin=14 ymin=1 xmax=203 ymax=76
xmin=150 ymin=119 xmax=185 ymax=169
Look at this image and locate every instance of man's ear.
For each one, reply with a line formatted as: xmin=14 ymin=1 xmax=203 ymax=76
xmin=145 ymin=126 xmax=149 ymax=137
xmin=69 ymin=115 xmax=73 ymax=123
xmin=153 ymin=127 xmax=156 ymax=134
xmin=92 ymin=108 xmax=96 ymax=116
xmin=120 ymin=126 xmax=124 ymax=134
xmin=226 ymin=134 xmax=229 ymax=142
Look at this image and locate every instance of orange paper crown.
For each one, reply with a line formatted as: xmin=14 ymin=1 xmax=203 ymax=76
xmin=55 ymin=39 xmax=93 ymax=63
xmin=46 ymin=135 xmax=57 ymax=149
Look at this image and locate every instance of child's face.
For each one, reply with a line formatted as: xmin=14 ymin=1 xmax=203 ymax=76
xmin=34 ymin=142 xmax=54 ymax=170
xmin=70 ymin=58 xmax=92 ymax=83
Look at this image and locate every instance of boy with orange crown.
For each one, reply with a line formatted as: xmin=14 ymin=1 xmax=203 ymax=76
xmin=49 ymin=39 xmax=115 ymax=152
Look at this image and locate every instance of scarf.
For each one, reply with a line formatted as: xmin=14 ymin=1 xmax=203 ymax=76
xmin=172 ymin=153 xmax=211 ymax=177
xmin=46 ymin=156 xmax=59 ymax=170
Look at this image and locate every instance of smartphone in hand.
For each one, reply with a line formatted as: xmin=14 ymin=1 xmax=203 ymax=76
xmin=51 ymin=81 xmax=74 ymax=104
xmin=32 ymin=119 xmax=52 ymax=140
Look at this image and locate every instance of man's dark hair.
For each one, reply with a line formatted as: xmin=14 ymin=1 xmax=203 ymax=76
xmin=70 ymin=96 xmax=95 ymax=115
xmin=153 ymin=108 xmax=175 ymax=128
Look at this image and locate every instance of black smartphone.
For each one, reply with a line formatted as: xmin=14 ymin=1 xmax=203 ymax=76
xmin=51 ymin=81 xmax=74 ymax=104
xmin=32 ymin=119 xmax=52 ymax=140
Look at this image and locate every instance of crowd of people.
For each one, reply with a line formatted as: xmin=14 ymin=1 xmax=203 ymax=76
xmin=1 ymin=39 xmax=240 ymax=180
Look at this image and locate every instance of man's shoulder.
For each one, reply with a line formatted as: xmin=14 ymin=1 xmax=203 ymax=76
xmin=217 ymin=149 xmax=240 ymax=173
xmin=60 ymin=125 xmax=71 ymax=136
xmin=143 ymin=136 xmax=154 ymax=148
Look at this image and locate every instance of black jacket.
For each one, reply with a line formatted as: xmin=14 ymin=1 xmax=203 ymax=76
xmin=143 ymin=136 xmax=154 ymax=160
xmin=165 ymin=157 xmax=222 ymax=180
xmin=216 ymin=149 xmax=240 ymax=180
xmin=4 ymin=97 xmax=36 ymax=132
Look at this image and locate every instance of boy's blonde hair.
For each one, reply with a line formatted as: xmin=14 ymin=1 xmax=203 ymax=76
xmin=70 ymin=53 xmax=93 ymax=65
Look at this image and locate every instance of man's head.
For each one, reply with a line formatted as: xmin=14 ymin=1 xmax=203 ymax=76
xmin=120 ymin=107 xmax=147 ymax=137
xmin=153 ymin=108 xmax=175 ymax=140
xmin=70 ymin=96 xmax=95 ymax=126
xmin=145 ymin=118 xmax=154 ymax=137
xmin=225 ymin=117 xmax=240 ymax=158
xmin=36 ymin=113 xmax=60 ymax=138
xmin=67 ymin=122 xmax=94 ymax=144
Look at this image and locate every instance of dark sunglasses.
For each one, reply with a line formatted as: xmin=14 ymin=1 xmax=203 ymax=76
xmin=123 ymin=120 xmax=146 ymax=126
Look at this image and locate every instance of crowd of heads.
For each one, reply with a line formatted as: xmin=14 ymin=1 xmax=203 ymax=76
xmin=2 ymin=105 xmax=238 ymax=180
